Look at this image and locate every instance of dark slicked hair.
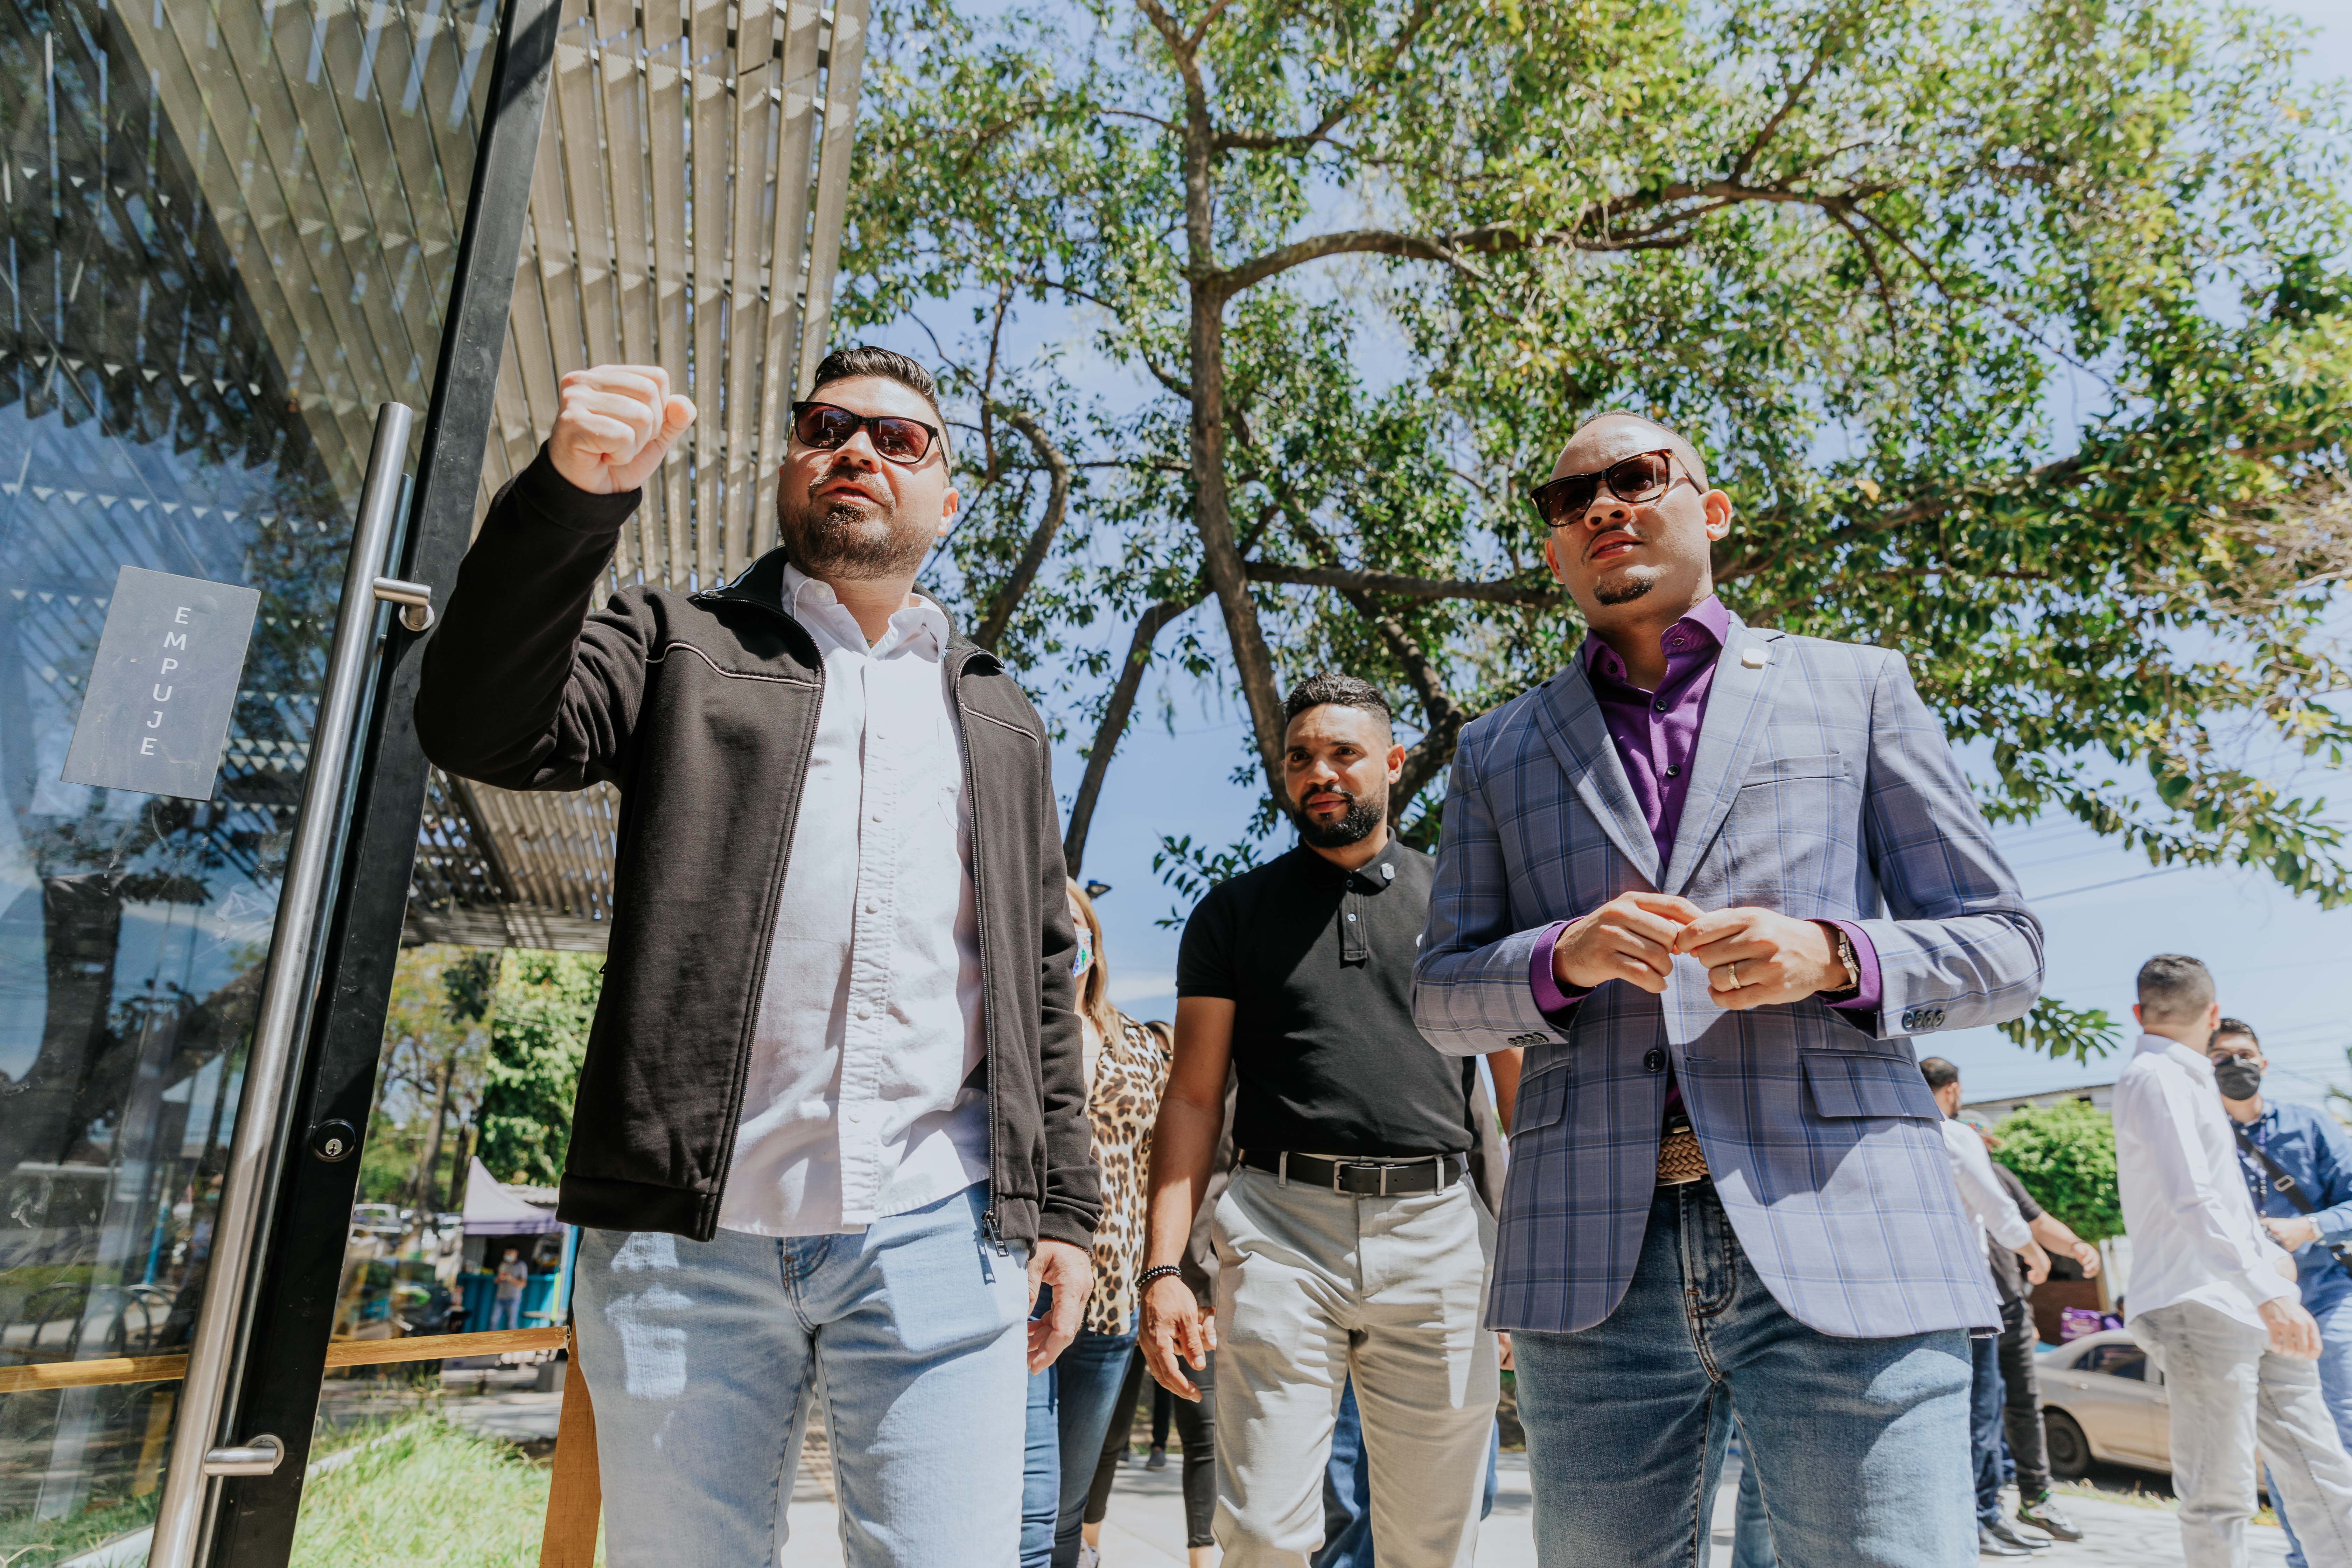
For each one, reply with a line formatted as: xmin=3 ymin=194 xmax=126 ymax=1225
xmin=807 ymin=345 xmax=946 ymax=432
xmin=2137 ymin=953 xmax=2215 ymax=1024
xmin=1918 ymin=1056 xmax=1960 ymax=1092
xmin=1282 ymin=672 xmax=1391 ymax=730
xmin=2214 ymin=1017 xmax=2260 ymax=1046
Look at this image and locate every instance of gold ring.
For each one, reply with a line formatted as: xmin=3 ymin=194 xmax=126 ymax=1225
xmin=1727 ymin=961 xmax=1742 ymax=988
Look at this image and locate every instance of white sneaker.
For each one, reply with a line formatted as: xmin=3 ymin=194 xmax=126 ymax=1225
xmin=1077 ymin=1545 xmax=1101 ymax=1568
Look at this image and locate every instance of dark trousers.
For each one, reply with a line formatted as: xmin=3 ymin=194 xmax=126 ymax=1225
xmin=1969 ymin=1330 xmax=2007 ymax=1527
xmin=1997 ymin=1297 xmax=2050 ymax=1499
xmin=1086 ymin=1348 xmax=1217 ymax=1549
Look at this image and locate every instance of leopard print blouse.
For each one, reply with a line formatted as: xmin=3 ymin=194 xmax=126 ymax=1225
xmin=1084 ymin=1015 xmax=1173 ymax=1337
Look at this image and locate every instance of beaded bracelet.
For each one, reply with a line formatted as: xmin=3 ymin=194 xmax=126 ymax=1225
xmin=1137 ymin=1264 xmax=1184 ymax=1290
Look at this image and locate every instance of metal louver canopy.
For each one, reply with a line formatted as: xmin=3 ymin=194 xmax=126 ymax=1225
xmin=408 ymin=0 xmax=870 ymax=953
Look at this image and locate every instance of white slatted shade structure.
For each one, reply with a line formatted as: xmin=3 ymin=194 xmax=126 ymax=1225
xmin=408 ymin=0 xmax=869 ymax=952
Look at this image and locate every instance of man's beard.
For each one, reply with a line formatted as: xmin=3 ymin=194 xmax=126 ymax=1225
xmin=778 ymin=471 xmax=933 ymax=580
xmin=1294 ymin=787 xmax=1386 ymax=848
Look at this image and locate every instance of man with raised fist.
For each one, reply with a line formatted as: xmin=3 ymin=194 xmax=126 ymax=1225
xmin=416 ymin=349 xmax=1099 ymax=1566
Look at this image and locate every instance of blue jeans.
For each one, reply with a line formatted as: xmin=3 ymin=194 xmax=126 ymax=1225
xmin=572 ymin=1186 xmax=1032 ymax=1567
xmin=490 ymin=1295 xmax=522 ymax=1332
xmin=1311 ymin=1376 xmax=1499 ymax=1568
xmin=1513 ymin=1183 xmax=1976 ymax=1567
xmin=1970 ymin=1330 xmax=2006 ymax=1527
xmin=1729 ymin=1424 xmax=1776 ymax=1568
xmin=1021 ymin=1313 xmax=1139 ymax=1568
xmin=2272 ymin=1296 xmax=2352 ymax=1568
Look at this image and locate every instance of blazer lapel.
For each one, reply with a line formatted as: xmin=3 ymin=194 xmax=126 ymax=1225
xmin=1659 ymin=614 xmax=1787 ymax=897
xmin=1530 ymin=663 xmax=1662 ymax=889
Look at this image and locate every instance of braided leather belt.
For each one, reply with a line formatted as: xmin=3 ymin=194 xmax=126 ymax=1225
xmin=1656 ymin=1116 xmax=1710 ymax=1186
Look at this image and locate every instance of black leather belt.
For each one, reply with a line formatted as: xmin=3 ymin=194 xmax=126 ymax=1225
xmin=1238 ymin=1149 xmax=1464 ymax=1196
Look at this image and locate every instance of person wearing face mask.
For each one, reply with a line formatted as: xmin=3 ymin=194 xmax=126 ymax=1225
xmin=1021 ymin=883 xmax=1174 ymax=1568
xmin=2210 ymin=1017 xmax=2352 ymax=1568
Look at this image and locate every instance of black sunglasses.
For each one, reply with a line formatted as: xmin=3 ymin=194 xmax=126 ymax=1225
xmin=790 ymin=400 xmax=943 ymax=465
xmin=1531 ymin=449 xmax=1695 ymax=528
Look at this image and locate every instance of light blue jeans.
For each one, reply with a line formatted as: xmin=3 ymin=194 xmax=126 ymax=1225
xmin=1513 ymin=1182 xmax=1976 ymax=1568
xmin=489 ymin=1295 xmax=522 ymax=1332
xmin=2271 ymin=1295 xmax=2352 ymax=1568
xmin=572 ymin=1186 xmax=1032 ymax=1567
xmin=1021 ymin=1309 xmax=1138 ymax=1568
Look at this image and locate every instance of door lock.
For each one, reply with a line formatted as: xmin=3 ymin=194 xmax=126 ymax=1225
xmin=307 ymin=1120 xmax=359 ymax=1162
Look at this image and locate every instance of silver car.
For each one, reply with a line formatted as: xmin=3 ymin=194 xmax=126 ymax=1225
xmin=2038 ymin=1329 xmax=2169 ymax=1477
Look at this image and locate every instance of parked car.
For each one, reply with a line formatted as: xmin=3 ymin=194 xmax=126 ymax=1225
xmin=2039 ymin=1329 xmax=2169 ymax=1478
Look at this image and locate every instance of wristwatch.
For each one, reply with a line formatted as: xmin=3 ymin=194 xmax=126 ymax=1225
xmin=1822 ymin=925 xmax=1860 ymax=999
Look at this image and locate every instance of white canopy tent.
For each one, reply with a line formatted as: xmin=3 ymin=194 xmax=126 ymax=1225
xmin=461 ymin=1157 xmax=564 ymax=1236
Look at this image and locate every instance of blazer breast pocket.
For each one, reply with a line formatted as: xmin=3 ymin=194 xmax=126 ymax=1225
xmin=1802 ymin=1050 xmax=1941 ymax=1121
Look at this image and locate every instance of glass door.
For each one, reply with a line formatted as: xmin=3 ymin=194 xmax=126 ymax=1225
xmin=0 ymin=0 xmax=509 ymax=1560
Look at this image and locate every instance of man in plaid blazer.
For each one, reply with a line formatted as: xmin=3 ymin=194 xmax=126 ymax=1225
xmin=1412 ymin=412 xmax=2042 ymax=1566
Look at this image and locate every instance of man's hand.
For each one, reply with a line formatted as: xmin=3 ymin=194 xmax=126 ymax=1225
xmin=548 ymin=365 xmax=696 ymax=495
xmin=2018 ymin=1239 xmax=2052 ymax=1287
xmin=2266 ymin=1214 xmax=2323 ymax=1252
xmin=1551 ymin=892 xmax=1701 ymax=995
xmin=1140 ymin=1274 xmax=1213 ymax=1400
xmin=1026 ymin=1239 xmax=1091 ymax=1373
xmin=1674 ymin=909 xmax=1850 ymax=1010
xmin=2260 ymin=1295 xmax=2324 ymax=1360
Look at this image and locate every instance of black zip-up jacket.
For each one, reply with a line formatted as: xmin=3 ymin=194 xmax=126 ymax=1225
xmin=413 ymin=450 xmax=1101 ymax=1253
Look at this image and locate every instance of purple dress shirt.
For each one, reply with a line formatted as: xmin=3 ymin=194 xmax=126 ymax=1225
xmin=1527 ymin=596 xmax=1882 ymax=1021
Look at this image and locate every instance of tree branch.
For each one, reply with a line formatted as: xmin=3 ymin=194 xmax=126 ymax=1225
xmin=1245 ymin=560 xmax=1559 ymax=607
xmin=1063 ymin=593 xmax=1206 ymax=874
xmin=974 ymin=405 xmax=1075 ymax=651
xmin=1212 ymin=0 xmax=1440 ymax=153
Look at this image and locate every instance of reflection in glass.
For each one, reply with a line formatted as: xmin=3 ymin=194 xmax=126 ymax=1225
xmin=0 ymin=0 xmax=496 ymax=1552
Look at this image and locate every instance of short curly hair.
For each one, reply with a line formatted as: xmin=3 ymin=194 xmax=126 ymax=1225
xmin=806 ymin=345 xmax=946 ymax=438
xmin=1282 ymin=672 xmax=1391 ymax=730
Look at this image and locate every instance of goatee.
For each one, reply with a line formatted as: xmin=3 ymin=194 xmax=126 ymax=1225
xmin=779 ymin=482 xmax=933 ymax=581
xmin=1594 ymin=573 xmax=1656 ymax=607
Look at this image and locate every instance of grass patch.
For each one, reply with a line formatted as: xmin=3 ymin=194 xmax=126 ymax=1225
xmin=289 ymin=1415 xmax=598 ymax=1568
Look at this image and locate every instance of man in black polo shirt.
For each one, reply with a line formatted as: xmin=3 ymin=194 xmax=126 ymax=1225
xmin=1139 ymin=673 xmax=1516 ymax=1568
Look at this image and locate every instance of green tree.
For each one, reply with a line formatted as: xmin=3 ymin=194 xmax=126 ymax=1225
xmin=475 ymin=950 xmax=604 ymax=1187
xmin=842 ymin=0 xmax=2352 ymax=1060
xmin=359 ymin=946 xmax=495 ymax=1209
xmin=1993 ymin=1099 xmax=2122 ymax=1243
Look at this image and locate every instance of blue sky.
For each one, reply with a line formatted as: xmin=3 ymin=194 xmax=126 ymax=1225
xmin=897 ymin=0 xmax=2352 ymax=1110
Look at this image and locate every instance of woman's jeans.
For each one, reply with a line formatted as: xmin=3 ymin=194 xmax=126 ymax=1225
xmin=1022 ymin=1307 xmax=1140 ymax=1568
xmin=572 ymin=1186 xmax=1032 ymax=1568
xmin=1513 ymin=1182 xmax=1975 ymax=1568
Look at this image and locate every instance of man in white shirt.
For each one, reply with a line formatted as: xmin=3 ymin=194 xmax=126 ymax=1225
xmin=2114 ymin=953 xmax=2352 ymax=1568
xmin=418 ymin=347 xmax=1099 ymax=1566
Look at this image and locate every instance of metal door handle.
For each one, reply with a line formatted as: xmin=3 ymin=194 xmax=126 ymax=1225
xmin=371 ymin=575 xmax=435 ymax=631
xmin=147 ymin=401 xmax=416 ymax=1568
xmin=201 ymin=1434 xmax=286 ymax=1477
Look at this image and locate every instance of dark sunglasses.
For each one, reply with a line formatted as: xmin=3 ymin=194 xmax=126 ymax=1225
xmin=790 ymin=400 xmax=942 ymax=465
xmin=1530 ymin=449 xmax=1695 ymax=528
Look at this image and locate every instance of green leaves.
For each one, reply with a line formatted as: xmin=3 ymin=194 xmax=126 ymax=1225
xmin=1993 ymin=1096 xmax=2124 ymax=1242
xmin=842 ymin=0 xmax=2352 ymax=1042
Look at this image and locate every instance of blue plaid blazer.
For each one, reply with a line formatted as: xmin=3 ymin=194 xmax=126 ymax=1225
xmin=1412 ymin=616 xmax=2039 ymax=1338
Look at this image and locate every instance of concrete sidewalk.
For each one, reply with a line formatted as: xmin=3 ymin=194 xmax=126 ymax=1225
xmin=772 ymin=1451 xmax=2290 ymax=1565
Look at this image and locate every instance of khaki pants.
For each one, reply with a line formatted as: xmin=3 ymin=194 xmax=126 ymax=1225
xmin=2140 ymin=1300 xmax=2352 ymax=1568
xmin=1211 ymin=1166 xmax=1498 ymax=1568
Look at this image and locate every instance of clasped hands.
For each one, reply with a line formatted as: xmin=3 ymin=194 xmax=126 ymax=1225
xmin=1551 ymin=891 xmax=1852 ymax=1009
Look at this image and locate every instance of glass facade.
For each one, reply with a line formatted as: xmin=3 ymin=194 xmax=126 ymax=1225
xmin=0 ymin=0 xmax=498 ymax=1555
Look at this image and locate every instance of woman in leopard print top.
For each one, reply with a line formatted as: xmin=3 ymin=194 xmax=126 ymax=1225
xmin=1020 ymin=881 xmax=1172 ymax=1568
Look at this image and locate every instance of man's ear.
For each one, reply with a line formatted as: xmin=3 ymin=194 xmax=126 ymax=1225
xmin=937 ymin=485 xmax=960 ymax=539
xmin=1702 ymin=489 xmax=1734 ymax=542
xmin=1543 ymin=531 xmax=1568 ymax=584
xmin=2131 ymin=1002 xmax=2145 ymax=1027
xmin=1385 ymin=740 xmax=1406 ymax=783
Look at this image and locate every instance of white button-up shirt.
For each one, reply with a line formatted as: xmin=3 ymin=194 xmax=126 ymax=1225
xmin=715 ymin=564 xmax=990 ymax=1237
xmin=2114 ymin=1032 xmax=2294 ymax=1331
xmin=1940 ymin=1115 xmax=2031 ymax=1258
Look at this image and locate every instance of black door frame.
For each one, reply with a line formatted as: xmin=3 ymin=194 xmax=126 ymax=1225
xmin=203 ymin=1 xmax=562 ymax=1559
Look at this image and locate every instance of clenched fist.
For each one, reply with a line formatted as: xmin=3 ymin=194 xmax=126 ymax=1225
xmin=547 ymin=365 xmax=696 ymax=495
